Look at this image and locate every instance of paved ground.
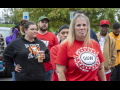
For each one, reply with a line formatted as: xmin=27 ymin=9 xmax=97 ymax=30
xmin=0 ymin=77 xmax=12 ymax=81
xmin=0 ymin=74 xmax=12 ymax=81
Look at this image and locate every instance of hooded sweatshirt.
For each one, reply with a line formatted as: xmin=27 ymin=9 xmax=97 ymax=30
xmin=3 ymin=35 xmax=50 ymax=81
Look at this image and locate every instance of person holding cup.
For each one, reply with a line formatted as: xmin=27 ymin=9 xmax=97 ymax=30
xmin=3 ymin=21 xmax=50 ymax=81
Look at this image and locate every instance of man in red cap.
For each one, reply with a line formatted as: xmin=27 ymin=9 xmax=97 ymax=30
xmin=96 ymin=20 xmax=117 ymax=81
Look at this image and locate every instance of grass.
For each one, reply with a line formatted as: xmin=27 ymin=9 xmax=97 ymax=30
xmin=0 ymin=24 xmax=15 ymax=27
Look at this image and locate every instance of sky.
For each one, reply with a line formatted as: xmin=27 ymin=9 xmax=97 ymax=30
xmin=0 ymin=8 xmax=4 ymax=15
xmin=0 ymin=8 xmax=10 ymax=16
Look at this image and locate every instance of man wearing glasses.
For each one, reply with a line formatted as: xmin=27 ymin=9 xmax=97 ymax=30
xmin=96 ymin=20 xmax=117 ymax=81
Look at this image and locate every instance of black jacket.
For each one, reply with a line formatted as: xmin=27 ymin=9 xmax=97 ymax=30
xmin=3 ymin=35 xmax=50 ymax=81
xmin=90 ymin=29 xmax=99 ymax=43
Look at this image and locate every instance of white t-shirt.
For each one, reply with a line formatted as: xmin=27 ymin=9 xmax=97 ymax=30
xmin=99 ymin=36 xmax=106 ymax=54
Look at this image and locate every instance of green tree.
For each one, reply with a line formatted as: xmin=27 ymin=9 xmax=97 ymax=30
xmin=4 ymin=8 xmax=120 ymax=33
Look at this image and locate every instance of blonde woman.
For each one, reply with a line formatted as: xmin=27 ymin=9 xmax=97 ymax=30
xmin=55 ymin=14 xmax=106 ymax=81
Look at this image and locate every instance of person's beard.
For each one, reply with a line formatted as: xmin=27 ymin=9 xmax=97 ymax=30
xmin=39 ymin=25 xmax=48 ymax=31
xmin=113 ymin=32 xmax=119 ymax=36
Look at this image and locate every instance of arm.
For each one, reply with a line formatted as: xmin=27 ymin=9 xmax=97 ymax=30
xmin=11 ymin=29 xmax=18 ymax=40
xmin=110 ymin=39 xmax=117 ymax=67
xmin=43 ymin=48 xmax=50 ymax=62
xmin=50 ymin=46 xmax=58 ymax=69
xmin=3 ymin=44 xmax=15 ymax=72
xmin=56 ymin=64 xmax=66 ymax=81
xmin=97 ymin=62 xmax=106 ymax=81
xmin=55 ymin=42 xmax=68 ymax=81
xmin=5 ymin=29 xmax=18 ymax=45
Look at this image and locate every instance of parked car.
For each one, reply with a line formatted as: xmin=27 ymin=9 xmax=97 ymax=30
xmin=0 ymin=27 xmax=12 ymax=77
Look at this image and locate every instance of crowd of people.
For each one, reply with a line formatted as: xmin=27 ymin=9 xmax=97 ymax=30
xmin=1 ymin=10 xmax=120 ymax=81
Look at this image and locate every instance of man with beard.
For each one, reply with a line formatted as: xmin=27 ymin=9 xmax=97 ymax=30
xmin=109 ymin=22 xmax=120 ymax=81
xmin=96 ymin=20 xmax=117 ymax=81
xmin=36 ymin=16 xmax=59 ymax=81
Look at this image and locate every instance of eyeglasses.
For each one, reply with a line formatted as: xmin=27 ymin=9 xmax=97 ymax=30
xmin=100 ymin=25 xmax=109 ymax=28
xmin=60 ymin=31 xmax=69 ymax=35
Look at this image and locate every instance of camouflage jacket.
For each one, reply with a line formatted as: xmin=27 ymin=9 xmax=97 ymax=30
xmin=0 ymin=33 xmax=5 ymax=58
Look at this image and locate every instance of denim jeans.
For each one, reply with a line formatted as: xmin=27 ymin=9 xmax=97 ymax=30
xmin=11 ymin=63 xmax=16 ymax=81
xmin=45 ymin=69 xmax=53 ymax=81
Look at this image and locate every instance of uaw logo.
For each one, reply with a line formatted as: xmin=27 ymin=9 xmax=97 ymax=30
xmin=73 ymin=47 xmax=100 ymax=72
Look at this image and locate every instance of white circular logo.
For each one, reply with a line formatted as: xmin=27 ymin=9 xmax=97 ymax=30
xmin=74 ymin=47 xmax=100 ymax=72
xmin=80 ymin=52 xmax=96 ymax=65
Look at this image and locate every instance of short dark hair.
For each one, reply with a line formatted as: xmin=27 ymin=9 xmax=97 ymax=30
xmin=23 ymin=21 xmax=36 ymax=33
xmin=112 ymin=22 xmax=120 ymax=29
xmin=12 ymin=24 xmax=20 ymax=32
xmin=73 ymin=10 xmax=84 ymax=17
xmin=59 ymin=24 xmax=69 ymax=33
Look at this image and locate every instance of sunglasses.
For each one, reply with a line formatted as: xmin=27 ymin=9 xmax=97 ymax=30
xmin=100 ymin=25 xmax=109 ymax=28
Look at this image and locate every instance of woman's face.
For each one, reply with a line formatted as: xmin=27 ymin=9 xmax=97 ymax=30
xmin=74 ymin=18 xmax=88 ymax=41
xmin=25 ymin=24 xmax=37 ymax=39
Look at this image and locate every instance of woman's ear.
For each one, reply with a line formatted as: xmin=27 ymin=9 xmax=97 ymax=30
xmin=58 ymin=33 xmax=60 ymax=38
xmin=24 ymin=29 xmax=27 ymax=34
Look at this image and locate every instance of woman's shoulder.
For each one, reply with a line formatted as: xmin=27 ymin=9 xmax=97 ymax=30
xmin=52 ymin=44 xmax=60 ymax=49
xmin=50 ymin=44 xmax=60 ymax=53
xmin=37 ymin=39 xmax=45 ymax=44
xmin=60 ymin=41 xmax=68 ymax=47
xmin=6 ymin=38 xmax=21 ymax=49
xmin=9 ymin=38 xmax=21 ymax=44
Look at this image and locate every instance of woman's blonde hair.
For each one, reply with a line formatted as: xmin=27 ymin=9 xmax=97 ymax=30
xmin=62 ymin=14 xmax=91 ymax=47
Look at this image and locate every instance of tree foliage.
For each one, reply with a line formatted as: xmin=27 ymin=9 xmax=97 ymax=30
xmin=3 ymin=8 xmax=120 ymax=33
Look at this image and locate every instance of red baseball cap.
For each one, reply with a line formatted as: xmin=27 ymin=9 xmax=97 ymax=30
xmin=100 ymin=20 xmax=109 ymax=26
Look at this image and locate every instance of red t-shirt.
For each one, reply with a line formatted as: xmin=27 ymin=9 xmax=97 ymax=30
xmin=50 ymin=44 xmax=60 ymax=81
xmin=55 ymin=39 xmax=105 ymax=81
xmin=36 ymin=31 xmax=59 ymax=71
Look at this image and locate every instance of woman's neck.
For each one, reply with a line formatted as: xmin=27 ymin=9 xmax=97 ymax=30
xmin=75 ymin=37 xmax=85 ymax=41
xmin=24 ymin=35 xmax=34 ymax=42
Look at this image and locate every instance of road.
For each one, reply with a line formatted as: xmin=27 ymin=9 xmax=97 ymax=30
xmin=0 ymin=74 xmax=12 ymax=81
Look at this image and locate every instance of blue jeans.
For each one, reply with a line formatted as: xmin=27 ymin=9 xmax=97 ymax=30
xmin=11 ymin=63 xmax=16 ymax=81
xmin=45 ymin=69 xmax=53 ymax=81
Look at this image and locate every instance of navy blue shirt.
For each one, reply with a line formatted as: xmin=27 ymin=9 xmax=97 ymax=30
xmin=90 ymin=29 xmax=99 ymax=43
